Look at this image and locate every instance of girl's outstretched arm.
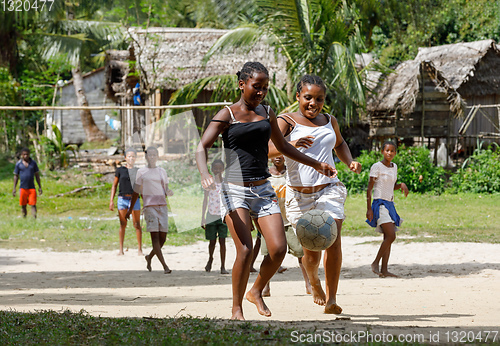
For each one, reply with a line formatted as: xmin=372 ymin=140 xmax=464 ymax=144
xmin=196 ymin=108 xmax=230 ymax=190
xmin=268 ymin=115 xmax=314 ymax=158
xmin=394 ymin=182 xmax=409 ymax=197
xmin=331 ymin=116 xmax=361 ymax=174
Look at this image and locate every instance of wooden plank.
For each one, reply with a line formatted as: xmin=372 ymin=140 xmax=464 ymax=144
xmin=414 ymin=103 xmax=451 ymax=112
xmin=396 ymin=119 xmax=448 ymax=127
xmin=369 ymin=127 xmax=395 ymax=136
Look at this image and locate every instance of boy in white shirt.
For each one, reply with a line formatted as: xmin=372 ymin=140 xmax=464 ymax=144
xmin=126 ymin=147 xmax=173 ymax=274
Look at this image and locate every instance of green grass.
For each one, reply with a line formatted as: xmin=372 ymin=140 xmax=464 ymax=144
xmin=0 ymin=310 xmax=305 ymax=345
xmin=342 ymin=193 xmax=500 ymax=243
xmin=1 ymin=158 xmax=499 ymax=251
xmin=0 ymin=162 xmax=205 ymax=251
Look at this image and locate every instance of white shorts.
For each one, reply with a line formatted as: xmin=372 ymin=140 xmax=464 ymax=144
xmin=285 ymin=182 xmax=347 ymax=232
xmin=375 ymin=205 xmax=403 ymax=233
xmin=143 ymin=205 xmax=169 ymax=232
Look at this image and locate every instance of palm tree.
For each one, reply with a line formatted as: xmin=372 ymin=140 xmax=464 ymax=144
xmin=168 ymin=0 xmax=366 ymax=123
xmin=2 ymin=1 xmax=122 ymax=142
xmin=33 ymin=1 xmax=123 ymax=142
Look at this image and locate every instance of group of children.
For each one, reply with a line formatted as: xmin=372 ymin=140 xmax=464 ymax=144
xmin=195 ymin=62 xmax=409 ymax=320
xmin=13 ymin=61 xmax=408 ymax=322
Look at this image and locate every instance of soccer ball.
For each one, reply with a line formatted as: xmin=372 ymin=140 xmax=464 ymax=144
xmin=296 ymin=209 xmax=337 ymax=251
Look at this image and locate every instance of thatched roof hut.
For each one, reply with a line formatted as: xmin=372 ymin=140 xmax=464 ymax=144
xmin=105 ymin=27 xmax=287 ymax=151
xmin=127 ymin=27 xmax=287 ymax=92
xmin=415 ymin=39 xmax=500 ymax=97
xmin=367 ymin=59 xmax=464 ymax=139
xmin=415 ymin=40 xmax=500 ymax=145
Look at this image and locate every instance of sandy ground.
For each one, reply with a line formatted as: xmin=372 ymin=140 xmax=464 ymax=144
xmin=1 ymin=237 xmax=499 ymax=341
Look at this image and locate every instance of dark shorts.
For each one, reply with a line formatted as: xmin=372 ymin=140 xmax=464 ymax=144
xmin=205 ymin=213 xmax=228 ymax=240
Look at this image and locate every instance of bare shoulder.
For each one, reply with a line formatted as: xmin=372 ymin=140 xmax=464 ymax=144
xmin=212 ymin=106 xmax=232 ymax=122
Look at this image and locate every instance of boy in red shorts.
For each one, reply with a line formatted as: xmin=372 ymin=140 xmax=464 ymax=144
xmin=13 ymin=148 xmax=42 ymax=218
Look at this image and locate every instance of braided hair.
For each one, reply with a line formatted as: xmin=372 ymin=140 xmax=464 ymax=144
xmin=236 ymin=62 xmax=269 ymax=82
xmin=296 ymin=74 xmax=326 ymax=95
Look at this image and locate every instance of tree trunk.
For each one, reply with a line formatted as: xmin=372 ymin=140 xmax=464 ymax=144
xmin=72 ymin=65 xmax=108 ymax=142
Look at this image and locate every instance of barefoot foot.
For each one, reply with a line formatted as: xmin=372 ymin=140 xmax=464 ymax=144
xmin=371 ymin=263 xmax=382 ymax=277
xmin=205 ymin=258 xmax=213 ymax=272
xmin=305 ymin=282 xmax=312 ymax=295
xmin=145 ymin=255 xmax=152 ymax=272
xmin=246 ymin=289 xmax=271 ymax=317
xmin=220 ymin=268 xmax=229 ymax=275
xmin=164 ymin=266 xmax=172 ymax=274
xmin=277 ymin=266 xmax=287 ymax=274
xmin=118 ymin=251 xmax=124 ymax=256
xmin=138 ymin=250 xmax=144 ymax=256
xmin=380 ymin=271 xmax=399 ymax=278
xmin=230 ymin=309 xmax=245 ymax=321
xmin=262 ymin=283 xmax=270 ymax=297
xmin=311 ymin=282 xmax=326 ymax=306
xmin=324 ymin=303 xmax=343 ymax=314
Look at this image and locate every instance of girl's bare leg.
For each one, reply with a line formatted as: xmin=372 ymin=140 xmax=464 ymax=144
xmin=380 ymin=223 xmax=398 ymax=277
xmin=246 ymin=214 xmax=287 ymax=317
xmin=118 ymin=210 xmax=128 ymax=255
xmin=372 ymin=222 xmax=397 ymax=277
xmin=132 ymin=210 xmax=143 ymax=255
xmin=206 ymin=239 xmax=216 ymax=272
xmin=298 ymin=257 xmax=312 ymax=294
xmin=147 ymin=232 xmax=171 ymax=273
xmin=219 ymin=237 xmax=228 ymax=274
xmin=324 ymin=219 xmax=343 ymax=314
xmin=224 ymin=209 xmax=254 ymax=320
xmin=302 ymin=248 xmax=325 ymax=306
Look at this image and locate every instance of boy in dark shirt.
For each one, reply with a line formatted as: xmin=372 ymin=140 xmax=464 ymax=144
xmin=13 ymin=148 xmax=42 ymax=218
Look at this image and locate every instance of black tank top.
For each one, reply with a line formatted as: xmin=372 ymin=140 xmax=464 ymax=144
xmin=221 ymin=106 xmax=271 ymax=183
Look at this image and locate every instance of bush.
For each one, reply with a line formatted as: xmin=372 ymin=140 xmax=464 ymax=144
xmin=450 ymin=144 xmax=500 ymax=193
xmin=337 ymin=145 xmax=447 ymax=194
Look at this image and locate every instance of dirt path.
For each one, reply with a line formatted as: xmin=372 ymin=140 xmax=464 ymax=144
xmin=1 ymin=237 xmax=499 ymax=342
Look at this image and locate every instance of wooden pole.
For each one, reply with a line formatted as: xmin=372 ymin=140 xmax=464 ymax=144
xmin=0 ymin=102 xmax=232 ymax=111
xmin=420 ymin=62 xmax=426 ymax=146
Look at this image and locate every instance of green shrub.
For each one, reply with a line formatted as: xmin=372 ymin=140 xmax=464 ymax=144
xmin=450 ymin=144 xmax=500 ymax=193
xmin=337 ymin=145 xmax=446 ymax=194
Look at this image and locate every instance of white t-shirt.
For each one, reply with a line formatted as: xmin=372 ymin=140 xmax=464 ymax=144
xmin=369 ymin=161 xmax=397 ymax=202
xmin=134 ymin=166 xmax=169 ymax=207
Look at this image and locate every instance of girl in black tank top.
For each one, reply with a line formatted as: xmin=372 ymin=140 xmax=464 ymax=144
xmin=195 ymin=62 xmax=336 ymax=321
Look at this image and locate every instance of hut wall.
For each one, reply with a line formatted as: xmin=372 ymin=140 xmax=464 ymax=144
xmin=453 ymin=94 xmax=500 ymax=146
xmin=55 ymin=69 xmax=119 ymax=144
xmin=370 ymin=66 xmax=453 ymax=140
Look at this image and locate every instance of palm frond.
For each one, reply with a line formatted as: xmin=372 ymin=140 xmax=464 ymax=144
xmin=202 ymin=25 xmax=262 ymax=65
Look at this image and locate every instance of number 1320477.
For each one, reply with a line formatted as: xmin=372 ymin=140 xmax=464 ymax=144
xmin=2 ymin=0 xmax=55 ymax=12
xmin=445 ymin=330 xmax=498 ymax=343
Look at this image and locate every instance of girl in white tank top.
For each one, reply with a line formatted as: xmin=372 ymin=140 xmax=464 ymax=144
xmin=281 ymin=113 xmax=340 ymax=187
xmin=268 ymin=74 xmax=361 ymax=316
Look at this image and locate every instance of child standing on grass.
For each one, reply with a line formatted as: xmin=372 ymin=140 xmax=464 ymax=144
xmin=126 ymin=146 xmax=173 ymax=274
xmin=366 ymin=140 xmax=409 ymax=278
xmin=201 ymin=159 xmax=229 ymax=274
xmin=13 ymin=148 xmax=42 ymax=219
